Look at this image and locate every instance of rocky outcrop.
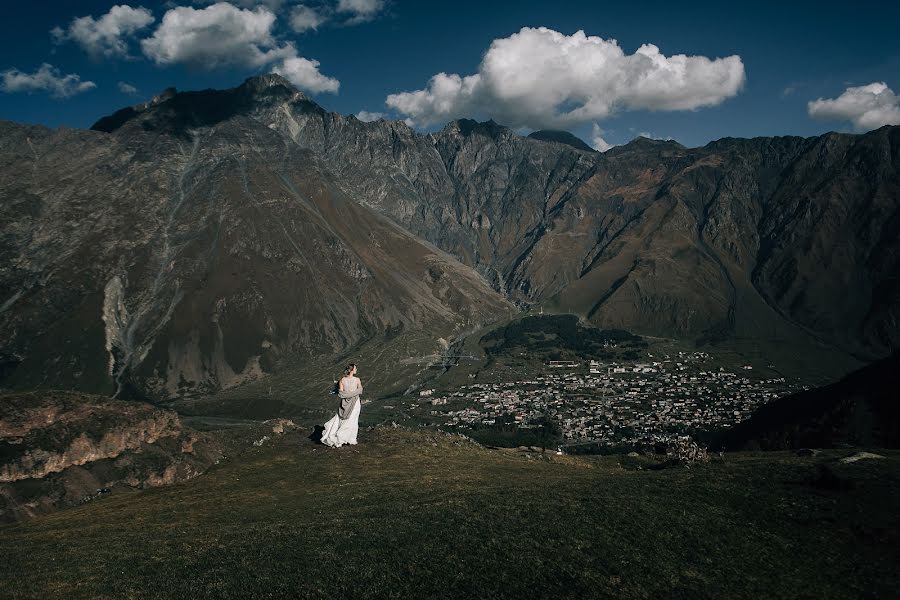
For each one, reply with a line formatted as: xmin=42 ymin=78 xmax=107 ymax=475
xmin=1 ymin=408 xmax=180 ymax=482
xmin=0 ymin=390 xmax=222 ymax=521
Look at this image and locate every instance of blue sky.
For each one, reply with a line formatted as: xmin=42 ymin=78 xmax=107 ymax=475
xmin=1 ymin=0 xmax=899 ymax=148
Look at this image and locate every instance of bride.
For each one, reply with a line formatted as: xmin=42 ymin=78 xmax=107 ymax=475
xmin=321 ymin=363 xmax=363 ymax=447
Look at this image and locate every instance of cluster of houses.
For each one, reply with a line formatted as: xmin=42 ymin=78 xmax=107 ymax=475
xmin=415 ymin=351 xmax=800 ymax=449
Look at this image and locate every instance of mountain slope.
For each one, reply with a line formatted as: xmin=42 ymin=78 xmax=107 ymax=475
xmin=0 ymin=76 xmax=513 ymax=401
xmin=3 ymin=74 xmax=898 ymax=403
xmin=156 ymin=78 xmax=895 ymax=360
xmin=717 ymin=351 xmax=900 ymax=450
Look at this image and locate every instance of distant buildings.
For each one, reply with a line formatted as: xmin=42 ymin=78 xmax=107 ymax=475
xmin=546 ymin=360 xmax=579 ymax=368
xmin=415 ymin=352 xmax=799 ymax=450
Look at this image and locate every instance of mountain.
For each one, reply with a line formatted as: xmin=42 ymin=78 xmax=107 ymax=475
xmin=0 ymin=74 xmax=513 ymax=402
xmin=1 ymin=74 xmax=898 ymax=402
xmin=153 ymin=77 xmax=894 ymax=362
xmin=716 ymin=351 xmax=900 ymax=450
xmin=527 ymin=129 xmax=596 ymax=152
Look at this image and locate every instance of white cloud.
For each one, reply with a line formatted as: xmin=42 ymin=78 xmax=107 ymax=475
xmin=118 ymin=81 xmax=139 ymax=94
xmin=387 ymin=72 xmax=478 ymax=126
xmin=337 ymin=0 xmax=384 ymax=24
xmin=51 ymin=5 xmax=154 ymax=60
xmin=193 ymin=0 xmax=287 ymax=11
xmin=272 ymin=56 xmax=340 ymax=93
xmin=287 ymin=0 xmax=385 ymax=30
xmin=142 ymin=2 xmax=339 ymax=93
xmin=1 ymin=63 xmax=96 ymax=98
xmin=386 ymin=27 xmax=745 ymax=129
xmin=289 ymin=4 xmax=326 ymax=32
xmin=355 ymin=110 xmax=384 ymax=121
xmin=808 ymin=82 xmax=900 ymax=131
xmin=590 ymin=123 xmax=614 ymax=152
xmin=141 ymin=2 xmax=294 ymax=68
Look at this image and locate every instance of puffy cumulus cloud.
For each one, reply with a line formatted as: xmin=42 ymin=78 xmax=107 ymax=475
xmin=141 ymin=2 xmax=295 ymax=68
xmin=355 ymin=110 xmax=384 ymax=121
xmin=289 ymin=4 xmax=326 ymax=32
xmin=337 ymin=0 xmax=385 ymax=24
xmin=808 ymin=82 xmax=900 ymax=131
xmin=272 ymin=56 xmax=340 ymax=93
xmin=1 ymin=63 xmax=96 ymax=98
xmin=193 ymin=0 xmax=288 ymax=11
xmin=590 ymin=124 xmax=614 ymax=152
xmin=143 ymin=2 xmax=339 ymax=93
xmin=388 ymin=72 xmax=479 ymax=128
xmin=51 ymin=4 xmax=154 ymax=60
xmin=387 ymin=27 xmax=745 ymax=129
xmin=118 ymin=81 xmax=138 ymax=94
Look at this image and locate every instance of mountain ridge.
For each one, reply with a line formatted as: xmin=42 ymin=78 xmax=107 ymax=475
xmin=2 ymin=75 xmax=898 ymax=402
xmin=203 ymin=78 xmax=894 ymax=360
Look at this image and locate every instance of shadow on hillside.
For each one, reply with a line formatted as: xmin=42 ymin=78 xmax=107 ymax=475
xmin=307 ymin=425 xmax=325 ymax=444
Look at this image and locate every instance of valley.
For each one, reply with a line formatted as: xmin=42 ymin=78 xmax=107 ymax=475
xmin=0 ymin=75 xmax=897 ymax=571
xmin=1 ymin=4 xmax=898 ymax=598
xmin=364 ymin=314 xmax=823 ymax=451
xmin=3 ymin=74 xmax=897 ymax=406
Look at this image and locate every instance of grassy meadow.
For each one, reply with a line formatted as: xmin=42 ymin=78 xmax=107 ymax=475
xmin=1 ymin=427 xmax=897 ymax=599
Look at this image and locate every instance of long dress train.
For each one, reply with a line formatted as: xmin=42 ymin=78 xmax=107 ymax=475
xmin=321 ymin=385 xmax=361 ymax=447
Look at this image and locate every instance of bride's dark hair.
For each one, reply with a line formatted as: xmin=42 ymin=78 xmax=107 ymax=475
xmin=333 ymin=363 xmax=357 ymax=394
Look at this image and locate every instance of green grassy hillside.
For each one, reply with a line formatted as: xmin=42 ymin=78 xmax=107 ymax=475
xmin=1 ymin=428 xmax=898 ymax=599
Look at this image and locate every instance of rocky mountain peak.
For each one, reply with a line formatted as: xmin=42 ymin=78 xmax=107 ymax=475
xmin=625 ymin=136 xmax=684 ymax=148
xmin=139 ymin=87 xmax=177 ymax=110
xmin=236 ymin=73 xmax=307 ymax=102
xmin=604 ymin=135 xmax=686 ymax=157
xmin=527 ymin=129 xmax=596 ymax=152
xmin=442 ymin=118 xmax=512 ymax=139
xmin=90 ymin=86 xmax=178 ymax=133
xmin=241 ymin=72 xmax=293 ymax=89
xmin=91 ymin=74 xmax=314 ymax=134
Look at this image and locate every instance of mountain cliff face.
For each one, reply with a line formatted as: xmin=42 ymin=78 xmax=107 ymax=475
xmin=0 ymin=75 xmax=513 ymax=401
xmin=200 ymin=79 xmax=897 ymax=359
xmin=1 ymin=74 xmax=897 ymax=402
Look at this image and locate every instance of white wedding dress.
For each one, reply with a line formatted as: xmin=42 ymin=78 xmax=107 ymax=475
xmin=321 ymin=378 xmax=361 ymax=447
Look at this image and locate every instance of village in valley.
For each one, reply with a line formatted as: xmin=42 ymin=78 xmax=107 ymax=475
xmin=406 ymin=348 xmax=803 ymax=452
